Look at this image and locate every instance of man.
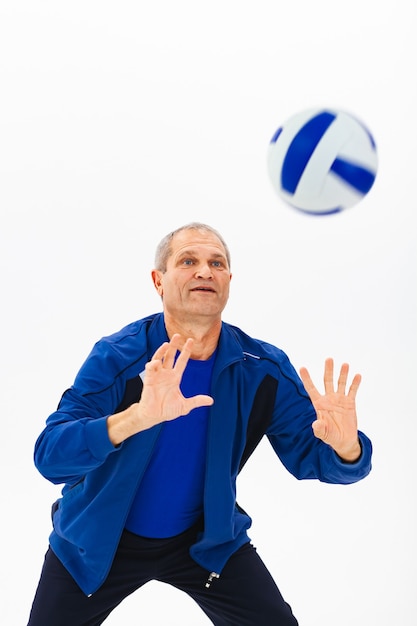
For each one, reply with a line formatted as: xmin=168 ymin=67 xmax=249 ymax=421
xmin=28 ymin=222 xmax=372 ymax=625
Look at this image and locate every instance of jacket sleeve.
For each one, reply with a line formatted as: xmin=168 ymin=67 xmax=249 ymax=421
xmin=34 ymin=340 xmax=130 ymax=485
xmin=266 ymin=354 xmax=372 ymax=485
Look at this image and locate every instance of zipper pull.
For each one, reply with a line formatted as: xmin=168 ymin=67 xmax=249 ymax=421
xmin=205 ymin=572 xmax=220 ymax=588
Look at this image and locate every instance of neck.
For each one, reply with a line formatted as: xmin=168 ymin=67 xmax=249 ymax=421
xmin=163 ymin=313 xmax=221 ymax=360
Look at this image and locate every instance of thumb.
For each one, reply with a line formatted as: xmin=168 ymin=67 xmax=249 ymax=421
xmin=312 ymin=415 xmax=328 ymax=442
xmin=185 ymin=394 xmax=214 ymax=413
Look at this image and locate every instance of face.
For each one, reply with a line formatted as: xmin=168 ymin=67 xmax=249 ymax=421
xmin=152 ymin=229 xmax=232 ymax=323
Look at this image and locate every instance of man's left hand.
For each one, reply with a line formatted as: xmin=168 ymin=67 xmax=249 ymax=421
xmin=299 ymin=358 xmax=362 ymax=462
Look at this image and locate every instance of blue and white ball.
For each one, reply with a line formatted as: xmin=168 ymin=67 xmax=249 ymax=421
xmin=267 ymin=108 xmax=378 ymax=215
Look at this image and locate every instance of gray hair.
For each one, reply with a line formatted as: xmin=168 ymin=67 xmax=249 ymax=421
xmin=154 ymin=222 xmax=231 ymax=272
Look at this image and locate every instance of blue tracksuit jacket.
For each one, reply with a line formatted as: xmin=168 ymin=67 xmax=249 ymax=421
xmin=34 ymin=313 xmax=372 ymax=595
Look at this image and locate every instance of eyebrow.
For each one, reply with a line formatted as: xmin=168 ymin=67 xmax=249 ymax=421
xmin=177 ymin=249 xmax=227 ymax=260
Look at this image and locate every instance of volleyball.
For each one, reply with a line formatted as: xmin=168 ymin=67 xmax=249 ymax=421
xmin=267 ymin=108 xmax=378 ymax=215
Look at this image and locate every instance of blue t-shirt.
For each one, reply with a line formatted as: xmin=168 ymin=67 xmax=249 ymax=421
xmin=124 ymin=351 xmax=216 ymax=538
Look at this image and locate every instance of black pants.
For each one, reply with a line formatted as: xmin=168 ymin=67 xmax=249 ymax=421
xmin=28 ymin=526 xmax=298 ymax=626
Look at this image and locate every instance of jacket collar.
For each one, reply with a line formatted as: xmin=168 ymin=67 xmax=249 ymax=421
xmin=147 ymin=313 xmax=245 ymax=370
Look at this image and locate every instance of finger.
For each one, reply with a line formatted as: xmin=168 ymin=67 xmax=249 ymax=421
xmin=323 ymin=358 xmax=334 ymax=394
xmin=161 ymin=334 xmax=183 ymax=369
xmin=348 ymin=373 xmax=362 ymax=399
xmin=337 ymin=363 xmax=349 ymax=394
xmin=145 ymin=358 xmax=161 ymax=374
xmin=299 ymin=366 xmax=320 ymax=401
xmin=151 ymin=342 xmax=170 ymax=362
xmin=172 ymin=337 xmax=194 ymax=377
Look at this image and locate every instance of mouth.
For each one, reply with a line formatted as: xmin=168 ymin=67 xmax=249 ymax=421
xmin=190 ymin=286 xmax=216 ymax=293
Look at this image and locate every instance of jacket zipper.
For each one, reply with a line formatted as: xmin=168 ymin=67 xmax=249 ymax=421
xmin=205 ymin=572 xmax=220 ymax=588
xmin=201 ymin=354 xmax=241 ymax=590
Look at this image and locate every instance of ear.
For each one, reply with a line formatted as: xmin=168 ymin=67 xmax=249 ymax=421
xmin=151 ymin=269 xmax=164 ymax=296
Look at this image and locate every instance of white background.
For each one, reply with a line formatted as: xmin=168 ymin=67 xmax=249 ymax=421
xmin=1 ymin=1 xmax=416 ymax=624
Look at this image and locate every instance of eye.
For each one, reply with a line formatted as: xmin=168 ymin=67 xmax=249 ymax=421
xmin=181 ymin=258 xmax=195 ymax=266
xmin=211 ymin=260 xmax=223 ymax=268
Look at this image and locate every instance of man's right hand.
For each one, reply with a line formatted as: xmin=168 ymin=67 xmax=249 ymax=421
xmin=107 ymin=334 xmax=214 ymax=446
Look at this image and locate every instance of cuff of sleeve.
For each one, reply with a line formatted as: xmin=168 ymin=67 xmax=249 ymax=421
xmin=85 ymin=415 xmax=121 ymax=461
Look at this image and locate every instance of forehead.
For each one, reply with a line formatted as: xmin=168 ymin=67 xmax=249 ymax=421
xmin=170 ymin=229 xmax=228 ymax=258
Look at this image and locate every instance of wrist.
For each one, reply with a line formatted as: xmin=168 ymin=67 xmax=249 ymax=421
xmin=335 ymin=439 xmax=362 ymax=463
xmin=107 ymin=403 xmax=146 ymax=446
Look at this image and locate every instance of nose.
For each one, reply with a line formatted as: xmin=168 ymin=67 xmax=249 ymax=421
xmin=195 ymin=263 xmax=213 ymax=279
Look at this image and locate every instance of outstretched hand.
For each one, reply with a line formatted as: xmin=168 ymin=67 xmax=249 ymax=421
xmin=107 ymin=334 xmax=214 ymax=445
xmin=299 ymin=358 xmax=362 ymax=462
xmin=139 ymin=334 xmax=214 ymax=427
